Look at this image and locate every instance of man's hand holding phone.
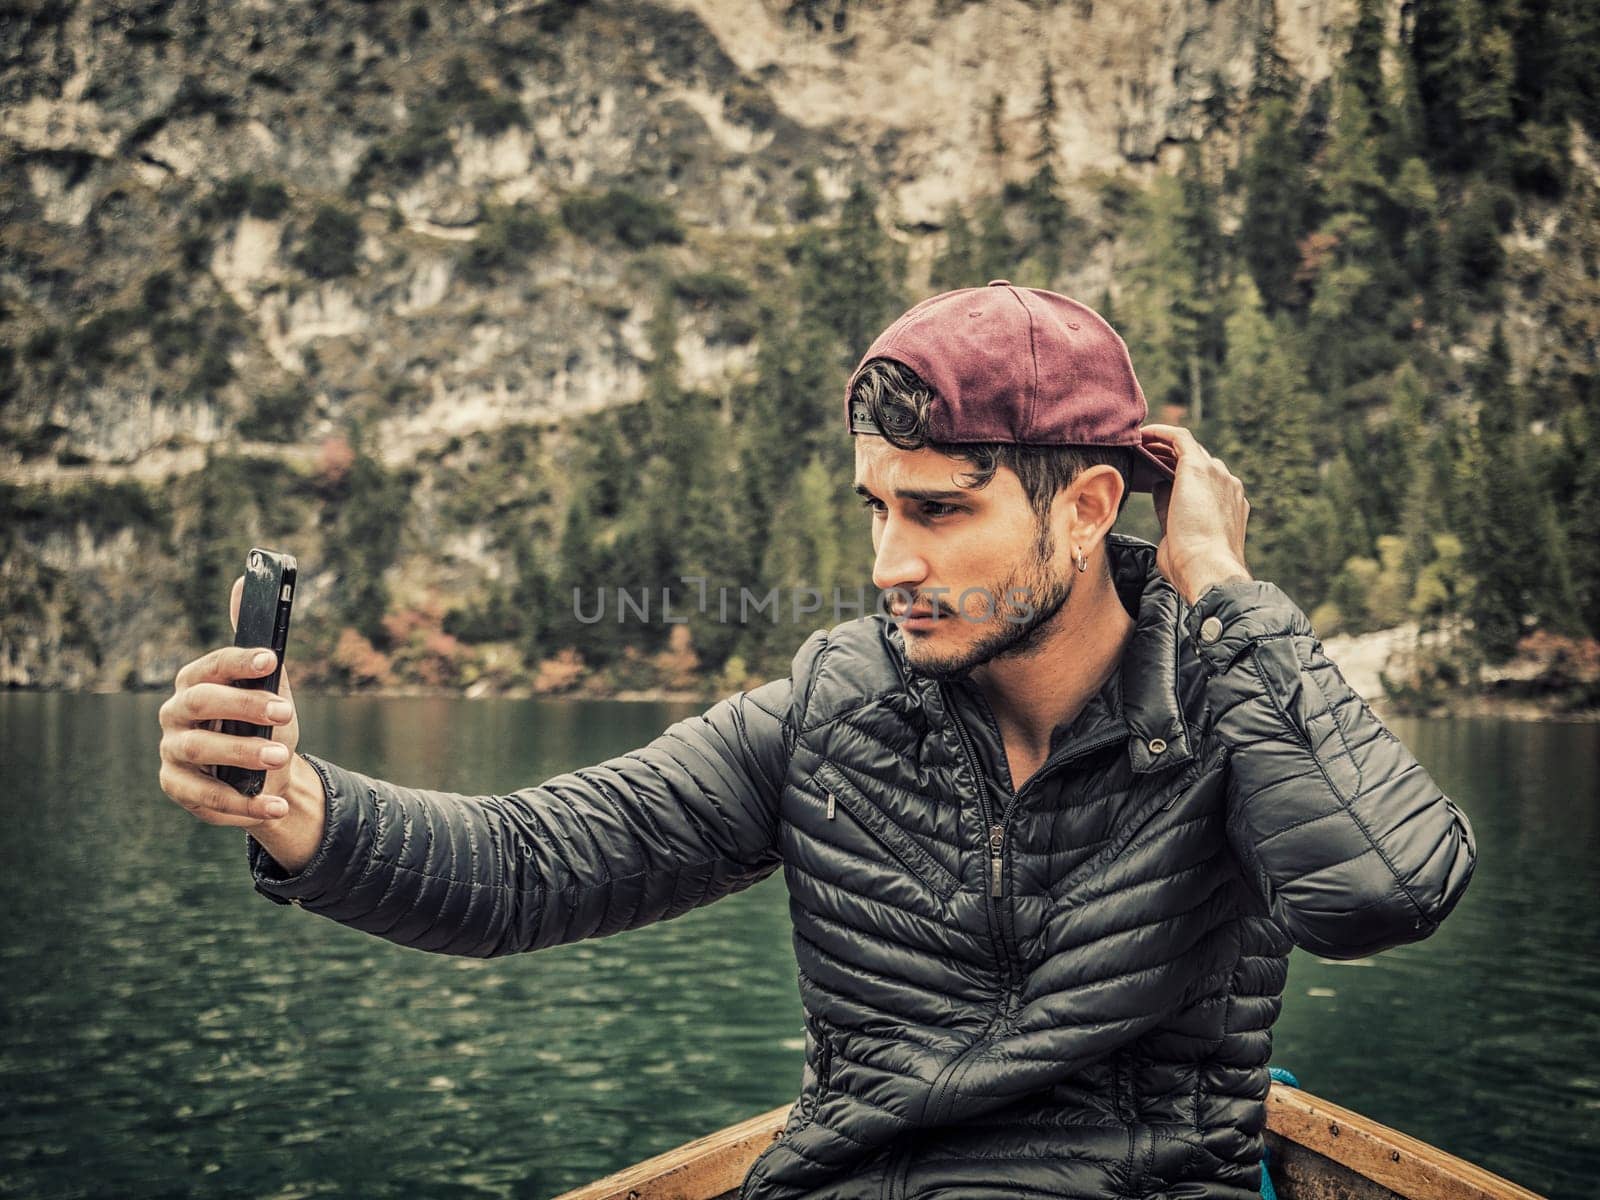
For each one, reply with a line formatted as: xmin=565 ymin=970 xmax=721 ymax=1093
xmin=157 ymin=573 xmax=327 ymax=873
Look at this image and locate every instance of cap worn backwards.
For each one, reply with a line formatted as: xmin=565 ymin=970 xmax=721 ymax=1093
xmin=845 ymin=280 xmax=1177 ymax=494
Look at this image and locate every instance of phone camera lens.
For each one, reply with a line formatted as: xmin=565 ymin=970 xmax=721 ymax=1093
xmin=249 ymin=551 xmax=265 ymax=571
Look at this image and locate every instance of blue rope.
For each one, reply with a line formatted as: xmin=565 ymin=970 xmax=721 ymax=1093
xmin=1259 ymin=1068 xmax=1301 ymax=1200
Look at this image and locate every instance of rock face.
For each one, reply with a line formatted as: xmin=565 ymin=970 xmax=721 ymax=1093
xmin=3 ymin=1 xmax=830 ymax=469
xmin=1 ymin=0 xmax=1357 ymax=688
xmin=2 ymin=0 xmax=1357 ymax=467
xmin=678 ymin=0 xmax=1353 ymax=220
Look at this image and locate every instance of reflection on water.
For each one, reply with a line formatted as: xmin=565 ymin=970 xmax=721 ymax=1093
xmin=1 ymin=695 xmax=1595 ymax=1198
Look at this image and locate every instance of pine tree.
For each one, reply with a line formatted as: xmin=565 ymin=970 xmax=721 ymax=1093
xmin=626 ymin=288 xmax=734 ymax=663
xmin=584 ymin=411 xmax=630 ymax=521
xmin=1386 ymin=362 xmax=1443 ymax=588
xmin=1239 ymin=96 xmax=1313 ymax=314
xmin=183 ymin=447 xmax=228 ymax=648
xmin=987 ymin=92 xmax=1007 ymax=164
xmin=332 ymin=437 xmax=408 ymax=646
xmin=1362 ymin=360 xmax=1430 ymax=541
xmin=1408 ymin=0 xmax=1517 ymax=176
xmin=625 ymin=288 xmax=691 ymax=604
xmin=1304 ymin=65 xmax=1407 ymax=424
xmin=1249 ymin=0 xmax=1299 ymax=108
xmin=552 ymin=487 xmax=618 ymax=664
xmin=1116 ymin=174 xmax=1190 ymax=415
xmin=793 ymin=170 xmax=827 ymax=222
xmin=1025 ymin=61 xmax=1073 ymax=279
xmin=1291 ymin=494 xmax=1348 ymax=628
xmin=1173 ymin=143 xmax=1229 ymax=428
xmin=1200 ymin=68 xmax=1236 ymax=139
xmin=1345 ymin=0 xmax=1388 ymax=119
xmin=1321 ymin=453 xmax=1376 ymax=585
xmin=796 ymin=179 xmax=907 ymax=370
xmin=1212 ymin=278 xmax=1322 ymax=599
xmin=510 ymin=537 xmax=552 ymax=660
xmin=1530 ymin=499 xmax=1583 ymax=638
xmin=736 ymin=297 xmax=839 ymax=584
xmin=1462 ymin=325 xmax=1531 ymax=662
xmin=1549 ymin=0 xmax=1600 ymax=144
xmin=1566 ymin=411 xmax=1600 ymax=637
xmin=741 ymin=454 xmax=850 ymax=675
xmin=1112 ymin=151 xmax=1229 ymax=424
xmin=975 ymin=195 xmax=1016 ymax=281
xmin=930 ymin=204 xmax=977 ymax=291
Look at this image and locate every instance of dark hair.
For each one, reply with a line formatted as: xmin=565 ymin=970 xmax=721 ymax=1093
xmin=849 ymin=358 xmax=1134 ymax=526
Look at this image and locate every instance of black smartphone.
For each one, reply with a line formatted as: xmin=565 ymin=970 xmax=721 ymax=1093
xmin=217 ymin=548 xmax=297 ymax=797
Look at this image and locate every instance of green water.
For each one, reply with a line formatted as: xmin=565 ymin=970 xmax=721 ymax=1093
xmin=1 ymin=693 xmax=1595 ymax=1198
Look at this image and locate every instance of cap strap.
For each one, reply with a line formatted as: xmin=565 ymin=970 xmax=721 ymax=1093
xmin=848 ymin=397 xmax=883 ymax=436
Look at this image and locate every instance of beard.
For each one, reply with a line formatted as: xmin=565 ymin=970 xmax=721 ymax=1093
xmin=899 ymin=522 xmax=1075 ymax=682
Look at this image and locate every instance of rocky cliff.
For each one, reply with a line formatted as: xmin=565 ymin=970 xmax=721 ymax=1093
xmin=5 ymin=0 xmax=1364 ymax=689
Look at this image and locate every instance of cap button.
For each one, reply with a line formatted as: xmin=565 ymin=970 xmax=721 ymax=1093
xmin=987 ymin=279 xmax=1011 ymax=287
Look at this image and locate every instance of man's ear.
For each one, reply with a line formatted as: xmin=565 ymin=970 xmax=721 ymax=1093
xmin=1067 ymin=465 xmax=1125 ymax=549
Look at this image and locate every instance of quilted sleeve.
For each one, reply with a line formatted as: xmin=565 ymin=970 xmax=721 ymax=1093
xmin=242 ymin=680 xmax=795 ymax=957
xmin=1186 ymin=580 xmax=1477 ymax=960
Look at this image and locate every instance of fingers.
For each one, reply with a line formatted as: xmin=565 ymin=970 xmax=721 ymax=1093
xmin=158 ymin=712 xmax=291 ymax=825
xmin=172 ymin=723 xmax=291 ymax=771
xmin=1142 ymin=426 xmax=1246 ymax=490
xmin=1137 ymin=426 xmax=1182 ymax=472
xmin=1139 ymin=424 xmax=1207 ymax=461
xmin=161 ymin=680 xmax=293 ymax=730
xmin=159 ymin=759 xmax=288 ymax=826
xmin=159 ymin=577 xmax=294 ymax=828
xmin=1139 ymin=425 xmax=1209 ymax=473
xmin=174 ymin=645 xmax=277 ymax=693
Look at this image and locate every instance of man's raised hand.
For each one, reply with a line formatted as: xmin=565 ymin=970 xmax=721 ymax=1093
xmin=156 ymin=575 xmax=300 ymax=827
xmin=1139 ymin=424 xmax=1252 ymax=605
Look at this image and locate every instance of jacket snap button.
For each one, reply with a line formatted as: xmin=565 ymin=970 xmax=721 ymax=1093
xmin=1198 ymin=615 xmax=1224 ymax=644
xmin=1148 ymin=738 xmax=1167 ymax=754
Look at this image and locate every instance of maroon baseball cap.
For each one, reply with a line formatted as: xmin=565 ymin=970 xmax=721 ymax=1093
xmin=845 ymin=281 xmax=1177 ymax=493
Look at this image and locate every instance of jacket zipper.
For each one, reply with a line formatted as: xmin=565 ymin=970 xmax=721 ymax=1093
xmin=1000 ymin=728 xmax=1129 ymax=1017
xmin=817 ymin=761 xmax=961 ymax=899
xmin=942 ymin=683 xmax=1017 ymax=997
xmin=924 ymin=690 xmax=1134 ymax=1128
xmin=943 ymin=683 xmax=1131 ymax=1001
xmin=812 ymin=1020 xmax=834 ymax=1113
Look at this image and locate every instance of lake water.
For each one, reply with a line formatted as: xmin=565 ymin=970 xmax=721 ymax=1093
xmin=2 ymin=692 xmax=1596 ymax=1198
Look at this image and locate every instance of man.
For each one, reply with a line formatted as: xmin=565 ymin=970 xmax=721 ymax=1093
xmin=158 ymin=281 xmax=1477 ymax=1199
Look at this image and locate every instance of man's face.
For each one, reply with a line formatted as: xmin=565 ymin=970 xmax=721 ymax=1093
xmin=853 ymin=436 xmax=1076 ymax=680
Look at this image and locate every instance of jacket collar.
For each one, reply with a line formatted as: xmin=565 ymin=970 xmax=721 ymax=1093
xmin=886 ymin=533 xmax=1194 ymax=776
xmin=1107 ymin=534 xmax=1196 ymax=773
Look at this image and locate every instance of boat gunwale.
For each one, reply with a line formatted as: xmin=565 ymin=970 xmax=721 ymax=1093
xmin=551 ymin=1083 xmax=1546 ymax=1200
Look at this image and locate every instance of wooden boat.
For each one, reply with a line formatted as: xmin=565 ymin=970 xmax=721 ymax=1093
xmin=553 ymin=1081 xmax=1545 ymax=1200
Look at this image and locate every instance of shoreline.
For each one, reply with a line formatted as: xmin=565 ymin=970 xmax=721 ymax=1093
xmin=17 ymin=681 xmax=1599 ymax=722
xmin=1366 ymin=694 xmax=1600 ymax=724
xmin=11 ymin=619 xmax=1595 ymax=721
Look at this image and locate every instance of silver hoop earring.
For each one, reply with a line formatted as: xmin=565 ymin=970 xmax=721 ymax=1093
xmin=1074 ymin=549 xmax=1087 ymax=573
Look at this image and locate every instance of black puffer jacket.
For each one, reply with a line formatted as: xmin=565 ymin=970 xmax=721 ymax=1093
xmin=248 ymin=534 xmax=1477 ymax=1199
